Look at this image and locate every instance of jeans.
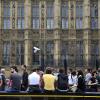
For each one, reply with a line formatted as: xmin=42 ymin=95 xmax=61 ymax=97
xmin=6 ymin=87 xmax=20 ymax=93
xmin=28 ymin=85 xmax=42 ymax=93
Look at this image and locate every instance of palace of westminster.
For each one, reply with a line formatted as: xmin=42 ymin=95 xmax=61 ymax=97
xmin=0 ymin=0 xmax=100 ymax=69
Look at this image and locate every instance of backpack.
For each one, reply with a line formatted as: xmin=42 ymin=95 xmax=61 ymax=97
xmin=57 ymin=74 xmax=68 ymax=90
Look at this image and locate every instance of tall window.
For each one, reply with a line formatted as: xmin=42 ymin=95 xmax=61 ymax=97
xmin=76 ymin=1 xmax=83 ymax=29
xmin=46 ymin=1 xmax=54 ymax=29
xmin=32 ymin=41 xmax=39 ymax=65
xmin=61 ymin=1 xmax=68 ymax=29
xmin=61 ymin=41 xmax=68 ymax=66
xmin=90 ymin=1 xmax=98 ymax=29
xmin=3 ymin=42 xmax=10 ymax=65
xmin=3 ymin=2 xmax=10 ymax=29
xmin=17 ymin=1 xmax=24 ymax=29
xmin=90 ymin=40 xmax=99 ymax=67
xmin=16 ymin=42 xmax=24 ymax=65
xmin=46 ymin=41 xmax=54 ymax=66
xmin=32 ymin=0 xmax=39 ymax=29
xmin=76 ymin=41 xmax=83 ymax=67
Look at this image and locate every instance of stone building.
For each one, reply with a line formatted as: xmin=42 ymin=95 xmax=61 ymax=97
xmin=0 ymin=0 xmax=100 ymax=69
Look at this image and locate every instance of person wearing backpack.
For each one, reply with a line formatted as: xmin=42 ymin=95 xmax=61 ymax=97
xmin=0 ymin=68 xmax=6 ymax=91
xmin=56 ymin=68 xmax=68 ymax=93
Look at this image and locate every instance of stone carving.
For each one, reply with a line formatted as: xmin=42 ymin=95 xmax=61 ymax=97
xmin=70 ymin=1 xmax=74 ymax=29
xmin=41 ymin=4 xmax=45 ymax=30
xmin=40 ymin=2 xmax=45 ymax=39
xmin=12 ymin=1 xmax=15 ymax=29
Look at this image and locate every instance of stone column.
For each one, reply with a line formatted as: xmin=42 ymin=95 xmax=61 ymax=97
xmin=0 ymin=0 xmax=2 ymax=65
xmin=83 ymin=0 xmax=90 ymax=67
xmin=39 ymin=0 xmax=46 ymax=69
xmin=68 ymin=0 xmax=76 ymax=68
xmin=0 ymin=0 xmax=1 ymax=29
xmin=54 ymin=0 xmax=61 ymax=67
xmin=10 ymin=0 xmax=17 ymax=65
xmin=24 ymin=0 xmax=32 ymax=66
xmin=15 ymin=1 xmax=17 ymax=29
xmin=98 ymin=0 xmax=100 ymax=64
xmin=10 ymin=1 xmax=12 ymax=29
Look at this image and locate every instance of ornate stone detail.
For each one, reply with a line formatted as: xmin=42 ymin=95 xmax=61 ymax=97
xmin=12 ymin=1 xmax=15 ymax=29
xmin=70 ymin=1 xmax=74 ymax=29
xmin=17 ymin=31 xmax=24 ymax=38
xmin=40 ymin=1 xmax=45 ymax=39
xmin=41 ymin=4 xmax=45 ymax=31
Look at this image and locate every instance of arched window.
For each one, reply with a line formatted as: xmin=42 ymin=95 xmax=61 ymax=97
xmin=76 ymin=1 xmax=83 ymax=29
xmin=32 ymin=0 xmax=39 ymax=29
xmin=61 ymin=41 xmax=68 ymax=66
xmin=46 ymin=41 xmax=54 ymax=66
xmin=3 ymin=1 xmax=10 ymax=29
xmin=16 ymin=41 xmax=24 ymax=65
xmin=32 ymin=41 xmax=39 ymax=65
xmin=17 ymin=1 xmax=24 ymax=29
xmin=61 ymin=0 xmax=68 ymax=29
xmin=46 ymin=1 xmax=54 ymax=29
xmin=3 ymin=41 xmax=10 ymax=65
xmin=90 ymin=1 xmax=98 ymax=29
xmin=76 ymin=41 xmax=84 ymax=67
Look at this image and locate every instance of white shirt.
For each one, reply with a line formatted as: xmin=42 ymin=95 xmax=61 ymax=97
xmin=68 ymin=74 xmax=73 ymax=85
xmin=72 ymin=75 xmax=78 ymax=85
xmin=85 ymin=73 xmax=92 ymax=84
xmin=28 ymin=72 xmax=40 ymax=85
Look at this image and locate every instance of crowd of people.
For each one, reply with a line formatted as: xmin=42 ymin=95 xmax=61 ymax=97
xmin=0 ymin=65 xmax=100 ymax=94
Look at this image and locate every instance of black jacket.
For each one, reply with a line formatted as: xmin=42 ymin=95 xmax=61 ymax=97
xmin=22 ymin=71 xmax=28 ymax=87
xmin=57 ymin=73 xmax=68 ymax=90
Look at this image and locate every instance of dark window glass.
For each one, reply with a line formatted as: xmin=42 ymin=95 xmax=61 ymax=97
xmin=61 ymin=1 xmax=68 ymax=29
xmin=17 ymin=2 xmax=24 ymax=29
xmin=3 ymin=42 xmax=10 ymax=65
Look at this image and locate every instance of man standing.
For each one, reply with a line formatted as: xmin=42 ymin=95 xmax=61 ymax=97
xmin=21 ymin=65 xmax=28 ymax=91
xmin=7 ymin=66 xmax=21 ymax=92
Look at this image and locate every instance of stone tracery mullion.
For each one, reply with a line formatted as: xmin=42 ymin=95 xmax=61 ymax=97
xmin=12 ymin=0 xmax=15 ymax=29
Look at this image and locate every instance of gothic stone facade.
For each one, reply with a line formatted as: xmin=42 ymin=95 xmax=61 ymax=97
xmin=0 ymin=0 xmax=100 ymax=69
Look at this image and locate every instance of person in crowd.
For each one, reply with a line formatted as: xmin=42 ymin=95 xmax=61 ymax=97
xmin=36 ymin=68 xmax=44 ymax=93
xmin=28 ymin=68 xmax=41 ymax=93
xmin=71 ymin=71 xmax=78 ymax=85
xmin=21 ymin=65 xmax=28 ymax=91
xmin=52 ymin=68 xmax=59 ymax=81
xmin=88 ymin=71 xmax=98 ymax=92
xmin=0 ymin=68 xmax=6 ymax=91
xmin=77 ymin=70 xmax=85 ymax=92
xmin=96 ymin=68 xmax=100 ymax=84
xmin=96 ymin=68 xmax=100 ymax=92
xmin=41 ymin=67 xmax=56 ymax=94
xmin=69 ymin=71 xmax=78 ymax=92
xmin=56 ymin=68 xmax=68 ymax=93
xmin=68 ymin=68 xmax=73 ymax=86
xmin=7 ymin=66 xmax=22 ymax=92
xmin=85 ymin=68 xmax=92 ymax=85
